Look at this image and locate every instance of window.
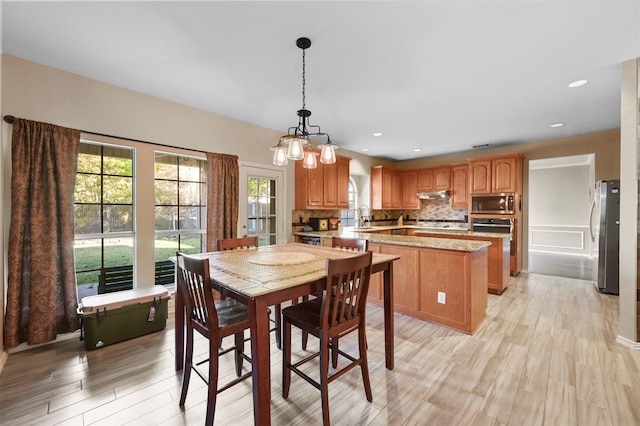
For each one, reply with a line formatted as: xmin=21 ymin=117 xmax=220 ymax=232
xmin=74 ymin=140 xmax=208 ymax=296
xmin=154 ymin=153 xmax=206 ymax=280
xmin=247 ymin=176 xmax=277 ymax=246
xmin=340 ymin=177 xmax=358 ymax=227
xmin=74 ymin=142 xmax=135 ymax=294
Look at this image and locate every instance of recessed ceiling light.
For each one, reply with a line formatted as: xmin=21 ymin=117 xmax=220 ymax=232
xmin=568 ymin=79 xmax=587 ymax=88
xmin=413 ymin=148 xmax=422 ymax=152
xmin=372 ymin=132 xmax=383 ymax=137
xmin=550 ymin=122 xmax=565 ymax=128
xmin=362 ymin=148 xmax=369 ymax=152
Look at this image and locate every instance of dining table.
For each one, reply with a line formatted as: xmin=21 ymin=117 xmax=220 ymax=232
xmin=173 ymin=242 xmax=399 ymax=426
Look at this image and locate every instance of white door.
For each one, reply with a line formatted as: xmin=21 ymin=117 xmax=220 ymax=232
xmin=239 ymin=163 xmax=286 ymax=246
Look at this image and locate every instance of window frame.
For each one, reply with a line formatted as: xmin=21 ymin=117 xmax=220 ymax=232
xmin=73 ymin=134 xmax=207 ymax=293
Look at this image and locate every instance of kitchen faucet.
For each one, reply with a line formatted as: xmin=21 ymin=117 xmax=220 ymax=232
xmin=358 ymin=204 xmax=371 ymax=227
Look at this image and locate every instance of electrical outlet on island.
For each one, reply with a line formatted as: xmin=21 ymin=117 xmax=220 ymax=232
xmin=437 ymin=291 xmax=446 ymax=304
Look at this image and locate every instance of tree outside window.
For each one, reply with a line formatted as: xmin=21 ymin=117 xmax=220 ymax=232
xmin=74 ymin=142 xmax=134 ymax=292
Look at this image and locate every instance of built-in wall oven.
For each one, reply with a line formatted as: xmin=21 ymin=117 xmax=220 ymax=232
xmin=472 ymin=218 xmax=514 ymax=255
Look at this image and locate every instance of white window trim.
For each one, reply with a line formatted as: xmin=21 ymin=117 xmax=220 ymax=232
xmin=238 ymin=161 xmax=287 ymax=246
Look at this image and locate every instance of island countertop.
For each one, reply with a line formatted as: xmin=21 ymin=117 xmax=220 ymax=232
xmin=294 ymin=226 xmax=492 ymax=252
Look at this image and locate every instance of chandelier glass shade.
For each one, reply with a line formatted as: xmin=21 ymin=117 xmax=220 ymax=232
xmin=271 ymin=37 xmax=338 ymax=168
xmin=270 ymin=137 xmax=288 ymax=166
xmin=302 ymin=147 xmax=318 ymax=169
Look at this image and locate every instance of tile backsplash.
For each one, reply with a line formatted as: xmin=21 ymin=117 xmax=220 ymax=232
xmin=292 ymin=199 xmax=467 ymax=231
xmin=416 ymin=199 xmax=467 ymax=220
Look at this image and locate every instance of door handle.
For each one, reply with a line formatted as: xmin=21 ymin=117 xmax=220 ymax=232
xmin=589 ymin=201 xmax=596 ymax=242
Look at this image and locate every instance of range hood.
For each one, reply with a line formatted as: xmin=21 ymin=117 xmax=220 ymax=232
xmin=417 ymin=190 xmax=449 ymax=200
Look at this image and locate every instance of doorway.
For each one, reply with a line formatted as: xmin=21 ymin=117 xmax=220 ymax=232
xmin=238 ymin=164 xmax=286 ymax=246
xmin=528 ymin=154 xmax=594 ymax=280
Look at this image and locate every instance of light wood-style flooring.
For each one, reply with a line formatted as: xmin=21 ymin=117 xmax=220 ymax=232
xmin=529 ymin=252 xmax=592 ymax=281
xmin=1 ymin=272 xmax=638 ymax=425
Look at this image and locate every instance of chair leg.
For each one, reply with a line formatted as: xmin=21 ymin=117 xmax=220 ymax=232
xmin=359 ymin=325 xmax=372 ymax=402
xmin=331 ymin=336 xmax=339 ymax=368
xmin=234 ymin=332 xmax=244 ymax=377
xmin=320 ymin=332 xmax=331 ymax=426
xmin=300 ymin=295 xmax=310 ymax=350
xmin=282 ymin=319 xmax=292 ymax=399
xmin=275 ymin=303 xmax=282 ymax=349
xmin=206 ymin=333 xmax=220 ymax=426
xmin=179 ymin=326 xmax=194 ymax=406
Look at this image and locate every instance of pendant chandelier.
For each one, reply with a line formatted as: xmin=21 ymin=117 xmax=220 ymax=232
xmin=271 ymin=37 xmax=338 ymax=168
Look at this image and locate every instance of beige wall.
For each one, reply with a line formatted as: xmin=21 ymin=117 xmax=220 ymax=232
xmin=619 ymin=59 xmax=639 ymax=344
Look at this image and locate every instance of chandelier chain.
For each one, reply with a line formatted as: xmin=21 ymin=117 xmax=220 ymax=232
xmin=301 ymin=48 xmax=306 ymax=109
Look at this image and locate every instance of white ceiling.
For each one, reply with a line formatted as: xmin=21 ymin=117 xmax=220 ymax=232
xmin=2 ymin=1 xmax=639 ymax=161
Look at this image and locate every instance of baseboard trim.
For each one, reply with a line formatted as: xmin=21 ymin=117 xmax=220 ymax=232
xmin=616 ymin=335 xmax=640 ymax=350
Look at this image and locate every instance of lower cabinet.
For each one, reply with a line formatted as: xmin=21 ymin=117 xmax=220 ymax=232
xmin=368 ymin=242 xmax=488 ymax=334
xmin=414 ymin=232 xmax=510 ymax=294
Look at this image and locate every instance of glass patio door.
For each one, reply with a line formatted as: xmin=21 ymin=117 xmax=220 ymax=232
xmin=239 ymin=165 xmax=285 ymax=246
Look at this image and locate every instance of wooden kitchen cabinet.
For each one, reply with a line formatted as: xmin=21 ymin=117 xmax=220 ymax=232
xmin=417 ymin=166 xmax=451 ymax=192
xmin=368 ymin=241 xmax=488 ymax=334
xmin=371 ymin=165 xmax=402 ymax=209
xmin=417 ymin=168 xmax=434 ymax=192
xmin=414 ymin=231 xmax=510 ymax=294
xmin=468 ymin=153 xmax=522 ymax=194
xmin=336 ymin=156 xmax=350 ymax=207
xmin=295 ymin=155 xmax=350 ymax=209
xmin=434 ymin=167 xmax=451 ymax=190
xmin=402 ymin=170 xmax=419 ymax=209
xmin=468 ymin=159 xmax=492 ymax=193
xmin=450 ymin=163 xmax=468 ymax=209
xmin=492 ymin=156 xmax=520 ymax=193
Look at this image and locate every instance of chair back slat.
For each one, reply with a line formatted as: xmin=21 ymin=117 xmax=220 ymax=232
xmin=322 ymin=252 xmax=372 ymax=329
xmin=331 ymin=237 xmax=368 ymax=252
xmin=217 ymin=236 xmax=258 ymax=251
xmin=176 ymin=252 xmax=218 ymax=331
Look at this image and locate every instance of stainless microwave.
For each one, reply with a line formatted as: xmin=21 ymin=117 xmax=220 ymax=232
xmin=470 ymin=193 xmax=515 ymax=215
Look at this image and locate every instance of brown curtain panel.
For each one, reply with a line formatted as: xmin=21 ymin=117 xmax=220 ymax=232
xmin=206 ymin=153 xmax=240 ymax=251
xmin=4 ymin=118 xmax=81 ymax=349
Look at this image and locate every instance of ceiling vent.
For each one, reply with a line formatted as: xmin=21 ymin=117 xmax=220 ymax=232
xmin=472 ymin=143 xmax=493 ymax=149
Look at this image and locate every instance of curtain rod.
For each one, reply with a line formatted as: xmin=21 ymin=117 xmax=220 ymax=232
xmin=3 ymin=115 xmax=207 ymax=154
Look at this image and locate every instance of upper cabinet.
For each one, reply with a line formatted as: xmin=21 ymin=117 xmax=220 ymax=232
xmin=468 ymin=153 xmax=523 ymax=194
xmin=492 ymin=156 xmax=520 ymax=193
xmin=402 ymin=170 xmax=419 ymax=209
xmin=417 ymin=166 xmax=451 ymax=192
xmin=434 ymin=167 xmax=452 ymax=190
xmin=295 ymin=155 xmax=350 ymax=209
xmin=371 ymin=166 xmax=403 ymax=209
xmin=449 ymin=163 xmax=468 ymax=210
xmin=369 ymin=153 xmax=522 ymax=212
xmin=468 ymin=160 xmax=492 ymax=193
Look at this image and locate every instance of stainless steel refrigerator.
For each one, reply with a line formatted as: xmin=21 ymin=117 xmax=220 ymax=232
xmin=589 ymin=179 xmax=620 ymax=295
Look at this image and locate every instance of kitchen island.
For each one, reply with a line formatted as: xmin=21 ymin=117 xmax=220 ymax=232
xmin=294 ymin=226 xmax=491 ymax=334
xmin=412 ymin=229 xmax=510 ymax=294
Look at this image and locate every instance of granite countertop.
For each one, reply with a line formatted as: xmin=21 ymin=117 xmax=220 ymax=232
xmin=294 ymin=227 xmax=492 ymax=252
xmin=411 ymin=228 xmax=510 ymax=239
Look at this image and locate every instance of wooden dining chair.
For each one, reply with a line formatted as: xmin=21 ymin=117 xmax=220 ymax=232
xmin=282 ymin=251 xmax=373 ymax=426
xmin=301 ymin=236 xmax=370 ymax=359
xmin=176 ymin=252 xmax=252 ymax=426
xmin=331 ymin=236 xmax=369 ymax=252
xmin=216 ymin=236 xmax=283 ymax=349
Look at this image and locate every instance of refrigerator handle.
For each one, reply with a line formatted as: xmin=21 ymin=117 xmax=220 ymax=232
xmin=589 ymin=200 xmax=596 ymax=242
